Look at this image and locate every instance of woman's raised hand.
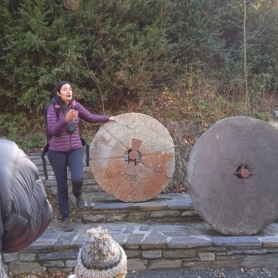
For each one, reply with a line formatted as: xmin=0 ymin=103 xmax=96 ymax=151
xmin=65 ymin=109 xmax=79 ymax=122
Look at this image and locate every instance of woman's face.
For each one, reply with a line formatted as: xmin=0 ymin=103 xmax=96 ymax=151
xmin=58 ymin=83 xmax=72 ymax=104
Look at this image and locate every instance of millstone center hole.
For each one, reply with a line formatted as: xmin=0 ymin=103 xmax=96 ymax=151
xmin=235 ymin=164 xmax=252 ymax=179
xmin=124 ymin=150 xmax=141 ymax=165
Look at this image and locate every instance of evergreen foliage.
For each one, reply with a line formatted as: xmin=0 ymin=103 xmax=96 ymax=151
xmin=0 ymin=0 xmax=278 ymax=112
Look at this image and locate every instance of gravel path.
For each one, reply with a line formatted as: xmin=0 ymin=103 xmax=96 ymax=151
xmin=125 ymin=268 xmax=278 ymax=278
xmin=9 ymin=268 xmax=278 ymax=277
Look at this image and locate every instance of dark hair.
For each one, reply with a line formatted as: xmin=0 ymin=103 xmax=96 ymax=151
xmin=53 ymin=81 xmax=70 ymax=113
xmin=52 ymin=81 xmax=70 ymax=95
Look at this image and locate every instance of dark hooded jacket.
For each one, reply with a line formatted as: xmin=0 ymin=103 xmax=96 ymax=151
xmin=0 ymin=139 xmax=52 ymax=275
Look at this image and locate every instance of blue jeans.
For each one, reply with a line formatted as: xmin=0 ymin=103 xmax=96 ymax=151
xmin=48 ymin=148 xmax=83 ymax=220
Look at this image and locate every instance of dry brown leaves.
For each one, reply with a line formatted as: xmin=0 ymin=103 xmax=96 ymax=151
xmin=9 ymin=271 xmax=72 ymax=278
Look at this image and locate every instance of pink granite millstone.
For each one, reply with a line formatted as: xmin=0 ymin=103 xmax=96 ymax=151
xmin=90 ymin=113 xmax=175 ymax=202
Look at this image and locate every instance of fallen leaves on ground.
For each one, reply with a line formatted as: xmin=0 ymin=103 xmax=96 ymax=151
xmin=9 ymin=271 xmax=72 ymax=278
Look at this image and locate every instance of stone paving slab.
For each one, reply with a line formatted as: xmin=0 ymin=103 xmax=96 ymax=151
xmin=24 ymin=220 xmax=278 ymax=250
xmin=78 ymin=192 xmax=194 ymax=209
xmin=72 ymin=192 xmax=201 ymax=223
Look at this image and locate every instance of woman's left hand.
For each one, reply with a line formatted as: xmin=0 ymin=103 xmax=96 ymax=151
xmin=109 ymin=116 xmax=116 ymax=122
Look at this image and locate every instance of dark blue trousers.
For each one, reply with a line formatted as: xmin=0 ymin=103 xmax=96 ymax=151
xmin=48 ymin=148 xmax=83 ymax=220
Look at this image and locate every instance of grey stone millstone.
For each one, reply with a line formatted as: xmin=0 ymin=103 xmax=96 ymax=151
xmin=187 ymin=116 xmax=278 ymax=235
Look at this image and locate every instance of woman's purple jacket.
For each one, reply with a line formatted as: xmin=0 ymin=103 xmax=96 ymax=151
xmin=47 ymin=100 xmax=109 ymax=152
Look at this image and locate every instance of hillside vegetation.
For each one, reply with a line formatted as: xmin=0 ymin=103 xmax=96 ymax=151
xmin=1 ymin=0 xmax=278 ymax=151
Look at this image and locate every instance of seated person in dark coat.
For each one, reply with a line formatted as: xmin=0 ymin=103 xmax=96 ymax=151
xmin=0 ymin=139 xmax=52 ymax=277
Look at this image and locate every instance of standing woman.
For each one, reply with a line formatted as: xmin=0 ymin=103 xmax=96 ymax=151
xmin=47 ymin=81 xmax=115 ymax=232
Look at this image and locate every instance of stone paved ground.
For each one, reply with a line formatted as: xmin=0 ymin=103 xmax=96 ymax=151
xmin=8 ymin=267 xmax=278 ymax=277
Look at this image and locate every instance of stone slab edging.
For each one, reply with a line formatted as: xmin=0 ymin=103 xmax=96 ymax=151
xmin=4 ymin=221 xmax=278 ymax=275
xmin=72 ymin=192 xmax=202 ymax=224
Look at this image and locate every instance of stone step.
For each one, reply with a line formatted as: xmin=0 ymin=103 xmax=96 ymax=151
xmin=29 ymin=152 xmax=202 ymax=224
xmin=30 ymin=152 xmax=105 ymax=193
xmin=4 ymin=221 xmax=278 ymax=275
xmin=72 ymin=192 xmax=202 ymax=224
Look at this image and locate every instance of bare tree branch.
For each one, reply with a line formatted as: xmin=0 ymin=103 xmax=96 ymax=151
xmin=243 ymin=0 xmax=249 ymax=108
xmin=83 ymin=51 xmax=123 ymax=113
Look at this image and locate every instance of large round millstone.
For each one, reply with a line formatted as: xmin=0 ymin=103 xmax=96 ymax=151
xmin=188 ymin=116 xmax=278 ymax=235
xmin=89 ymin=113 xmax=175 ymax=202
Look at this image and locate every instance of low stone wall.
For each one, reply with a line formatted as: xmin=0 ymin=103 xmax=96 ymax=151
xmin=4 ymin=230 xmax=278 ymax=275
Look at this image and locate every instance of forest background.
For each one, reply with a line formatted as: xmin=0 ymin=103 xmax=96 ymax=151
xmin=1 ymin=0 xmax=278 ymax=152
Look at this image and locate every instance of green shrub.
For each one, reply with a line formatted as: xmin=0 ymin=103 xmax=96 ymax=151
xmin=0 ymin=112 xmax=45 ymax=151
xmin=1 ymin=0 xmax=278 ymax=134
